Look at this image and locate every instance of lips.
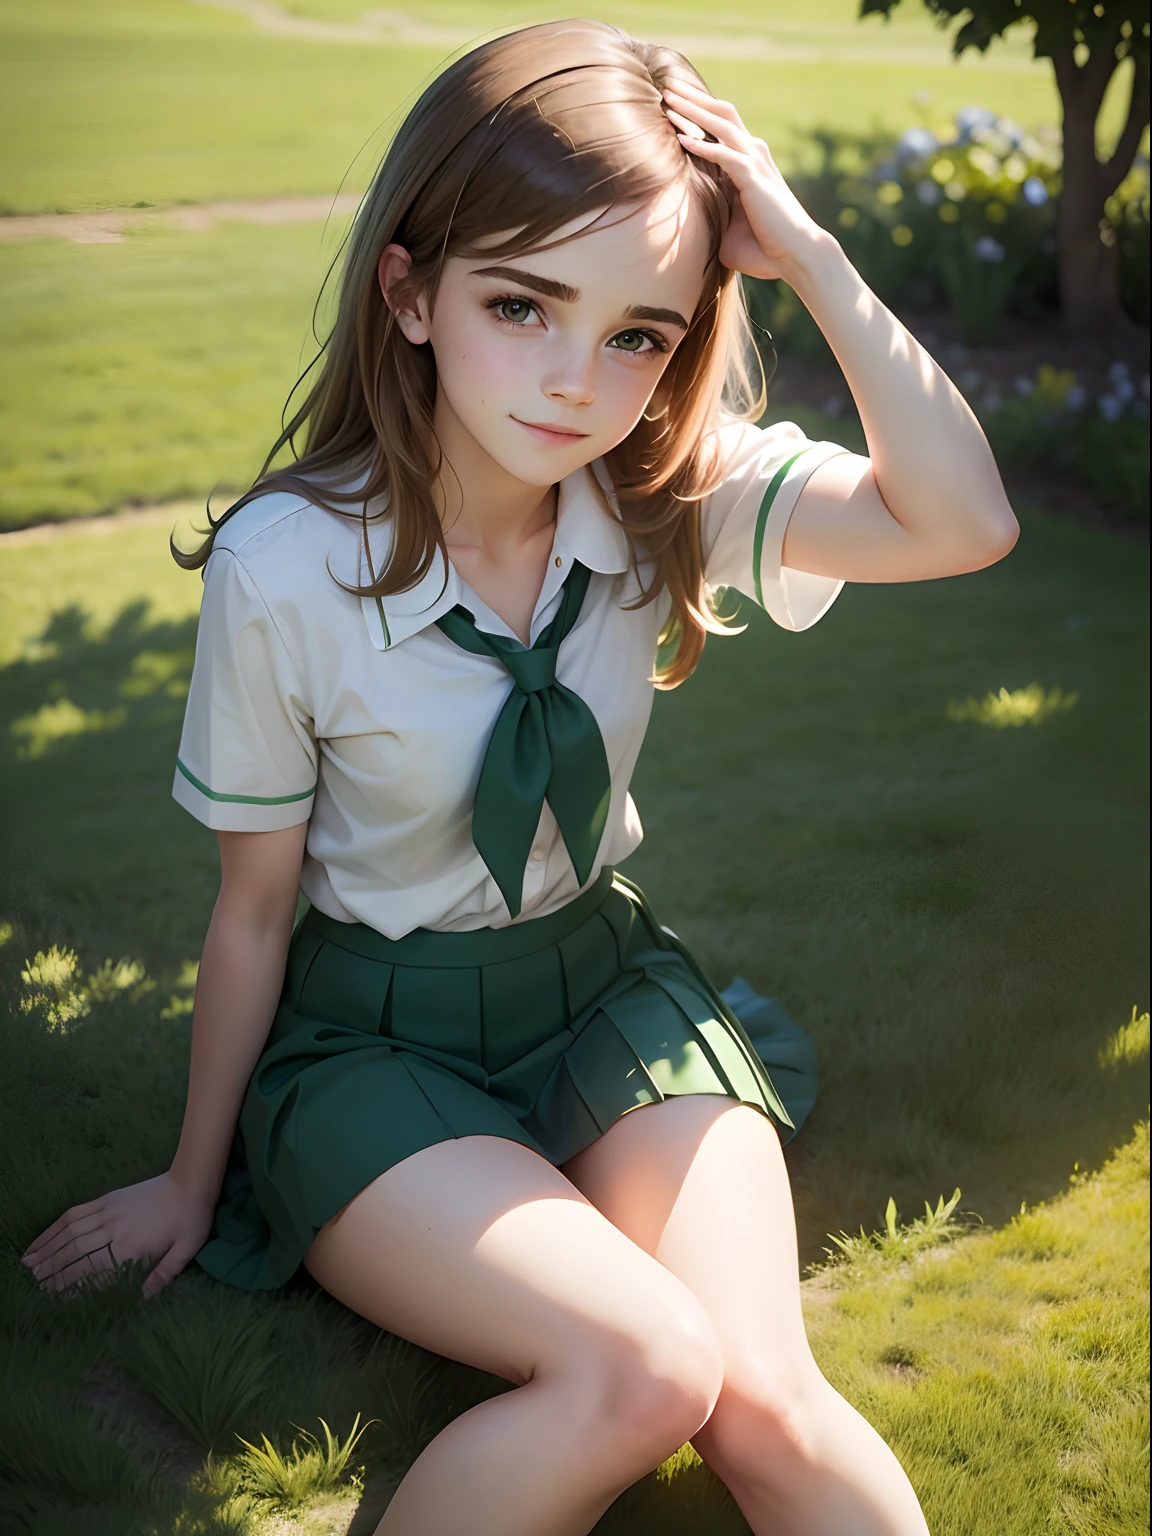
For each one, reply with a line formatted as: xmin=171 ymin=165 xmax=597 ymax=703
xmin=512 ymin=417 xmax=590 ymax=445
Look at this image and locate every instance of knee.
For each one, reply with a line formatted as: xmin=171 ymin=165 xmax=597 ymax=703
xmin=569 ymin=1292 xmax=725 ymax=1469
xmin=694 ymin=1361 xmax=832 ymax=1492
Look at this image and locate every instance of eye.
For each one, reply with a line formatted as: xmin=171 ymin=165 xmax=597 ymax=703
xmin=608 ymin=329 xmax=666 ymax=356
xmin=489 ymin=296 xmax=539 ymax=325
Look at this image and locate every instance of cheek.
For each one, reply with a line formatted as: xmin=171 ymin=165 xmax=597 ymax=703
xmin=430 ymin=305 xmax=520 ymax=406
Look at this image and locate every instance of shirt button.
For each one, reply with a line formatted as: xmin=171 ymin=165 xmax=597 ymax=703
xmin=554 ymin=556 xmax=562 ymax=567
xmin=529 ymin=845 xmax=546 ymax=861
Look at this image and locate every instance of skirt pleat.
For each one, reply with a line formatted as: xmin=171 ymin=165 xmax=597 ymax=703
xmin=196 ymin=870 xmax=816 ymax=1291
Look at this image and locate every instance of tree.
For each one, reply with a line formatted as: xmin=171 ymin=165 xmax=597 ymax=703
xmin=861 ymin=1 xmax=1150 ymax=334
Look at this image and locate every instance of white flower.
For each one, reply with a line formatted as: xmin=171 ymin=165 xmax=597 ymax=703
xmin=916 ymin=179 xmax=941 ymax=205
xmin=1065 ymin=383 xmax=1088 ymax=411
xmin=1097 ymin=394 xmax=1124 ymax=423
xmin=955 ymin=105 xmax=996 ymax=142
xmin=974 ymin=236 xmax=1006 ymax=263
xmin=1022 ymin=176 xmax=1049 ymax=207
xmin=897 ymin=126 xmax=937 ymax=163
xmin=1014 ymin=375 xmax=1034 ymax=397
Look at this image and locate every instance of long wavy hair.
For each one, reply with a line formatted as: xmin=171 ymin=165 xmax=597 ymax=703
xmin=174 ymin=18 xmax=765 ymax=685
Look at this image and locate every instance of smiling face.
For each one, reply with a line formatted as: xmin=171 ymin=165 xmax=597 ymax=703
xmin=385 ymin=184 xmax=714 ymax=490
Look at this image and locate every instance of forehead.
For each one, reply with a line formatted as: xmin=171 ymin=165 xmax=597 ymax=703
xmin=463 ymin=184 xmax=713 ymax=312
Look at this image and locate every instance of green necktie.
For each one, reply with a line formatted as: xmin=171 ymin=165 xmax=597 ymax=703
xmin=436 ymin=561 xmax=612 ymax=919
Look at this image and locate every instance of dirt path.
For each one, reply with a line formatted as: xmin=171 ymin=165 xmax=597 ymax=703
xmin=0 ymin=192 xmax=362 ymax=246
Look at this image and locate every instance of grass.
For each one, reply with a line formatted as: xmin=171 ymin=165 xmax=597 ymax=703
xmin=0 ymin=222 xmax=345 ymax=530
xmin=0 ymin=0 xmax=1084 ymax=217
xmin=0 ymin=489 xmax=1147 ymax=1530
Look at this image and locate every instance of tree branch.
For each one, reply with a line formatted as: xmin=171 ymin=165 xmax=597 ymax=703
xmin=1101 ymin=53 xmax=1151 ymax=197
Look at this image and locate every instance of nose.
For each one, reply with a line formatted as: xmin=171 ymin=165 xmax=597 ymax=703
xmin=540 ymin=342 xmax=596 ymax=408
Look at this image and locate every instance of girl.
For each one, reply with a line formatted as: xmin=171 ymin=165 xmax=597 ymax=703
xmin=24 ymin=20 xmax=1017 ymax=1536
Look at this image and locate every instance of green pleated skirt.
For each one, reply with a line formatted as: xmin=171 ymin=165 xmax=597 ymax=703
xmin=196 ymin=871 xmax=817 ymax=1291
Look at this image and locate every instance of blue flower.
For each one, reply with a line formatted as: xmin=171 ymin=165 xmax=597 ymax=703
xmin=1107 ymin=361 xmax=1131 ymax=385
xmin=974 ymin=236 xmax=1006 ymax=263
xmin=1065 ymin=384 xmax=1088 ymax=411
xmin=915 ymin=179 xmax=941 ymax=206
xmin=1014 ymin=375 xmax=1034 ymax=397
xmin=1098 ymin=394 xmax=1124 ymax=424
xmin=1022 ymin=176 xmax=1049 ymax=207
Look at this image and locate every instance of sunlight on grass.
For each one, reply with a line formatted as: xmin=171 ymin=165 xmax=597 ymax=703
xmin=947 ymin=682 xmax=1079 ymax=728
xmin=823 ymin=1187 xmax=972 ymax=1272
xmin=235 ymin=1413 xmax=373 ymax=1510
xmin=1099 ymin=1008 xmax=1151 ymax=1069
xmin=19 ymin=944 xmax=152 ymax=1029
xmin=11 ymin=696 xmax=128 ymax=758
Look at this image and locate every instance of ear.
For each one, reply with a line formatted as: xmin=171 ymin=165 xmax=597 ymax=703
xmin=378 ymin=244 xmax=430 ymax=345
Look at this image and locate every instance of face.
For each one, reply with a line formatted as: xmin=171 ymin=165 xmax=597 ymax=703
xmin=382 ymin=183 xmax=713 ymax=488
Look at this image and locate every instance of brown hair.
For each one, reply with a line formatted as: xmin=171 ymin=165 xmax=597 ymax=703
xmin=174 ymin=18 xmax=764 ymax=685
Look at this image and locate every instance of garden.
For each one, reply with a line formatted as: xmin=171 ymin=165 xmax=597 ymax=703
xmin=0 ymin=1 xmax=1148 ymax=1533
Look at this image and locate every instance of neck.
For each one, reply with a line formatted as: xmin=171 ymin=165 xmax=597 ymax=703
xmin=432 ymin=391 xmax=556 ymax=556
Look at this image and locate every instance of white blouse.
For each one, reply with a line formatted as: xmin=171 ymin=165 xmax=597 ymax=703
xmin=173 ymin=420 xmax=849 ymax=937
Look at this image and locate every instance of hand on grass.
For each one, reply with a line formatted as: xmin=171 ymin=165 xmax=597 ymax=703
xmin=662 ymin=78 xmax=831 ymax=284
xmin=21 ymin=1171 xmax=215 ymax=1298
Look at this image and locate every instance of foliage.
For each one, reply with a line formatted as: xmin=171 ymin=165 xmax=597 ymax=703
xmin=963 ymin=359 xmax=1151 ymax=515
xmin=860 ymin=0 xmax=1150 ymax=73
xmin=234 ymin=1414 xmax=373 ymax=1508
xmin=822 ymin=1187 xmax=972 ymax=1272
xmin=749 ymin=108 xmax=1150 ymax=347
xmin=946 ymin=682 xmax=1080 ymax=728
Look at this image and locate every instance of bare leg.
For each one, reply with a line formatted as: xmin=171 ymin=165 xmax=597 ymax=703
xmin=304 ymin=1135 xmax=725 ymax=1536
xmin=564 ymin=1097 xmax=931 ymax=1536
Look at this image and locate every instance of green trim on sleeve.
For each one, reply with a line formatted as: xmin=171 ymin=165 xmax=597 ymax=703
xmin=176 ymin=759 xmax=316 ymax=806
xmin=752 ymin=449 xmax=808 ymax=609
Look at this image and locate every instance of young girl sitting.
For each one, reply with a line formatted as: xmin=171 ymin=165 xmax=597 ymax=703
xmin=25 ymin=20 xmax=1017 ymax=1535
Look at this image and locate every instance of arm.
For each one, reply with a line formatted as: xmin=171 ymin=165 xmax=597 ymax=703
xmin=664 ymin=80 xmax=1020 ymax=583
xmin=22 ymin=823 xmax=307 ymax=1296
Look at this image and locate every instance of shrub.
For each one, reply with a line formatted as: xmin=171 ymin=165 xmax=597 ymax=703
xmin=752 ymin=108 xmax=1149 ymax=344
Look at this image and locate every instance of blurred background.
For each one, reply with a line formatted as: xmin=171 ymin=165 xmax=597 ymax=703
xmin=0 ymin=4 xmax=1148 ymax=1534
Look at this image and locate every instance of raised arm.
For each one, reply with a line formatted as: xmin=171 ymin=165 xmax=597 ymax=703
xmin=23 ymin=824 xmax=306 ymax=1296
xmin=664 ymin=79 xmax=1020 ymax=583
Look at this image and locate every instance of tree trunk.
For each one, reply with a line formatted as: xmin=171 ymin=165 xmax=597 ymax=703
xmin=1052 ymin=41 xmax=1150 ymax=338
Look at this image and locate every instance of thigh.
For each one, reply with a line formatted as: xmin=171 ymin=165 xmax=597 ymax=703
xmin=561 ymin=1097 xmax=811 ymax=1375
xmin=304 ymin=1133 xmax=718 ymax=1388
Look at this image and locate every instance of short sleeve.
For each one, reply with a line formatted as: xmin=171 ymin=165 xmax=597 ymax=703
xmin=173 ymin=550 xmax=317 ymax=832
xmin=702 ymin=420 xmax=850 ymax=631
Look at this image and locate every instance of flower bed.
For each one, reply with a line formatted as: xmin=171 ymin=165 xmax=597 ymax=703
xmin=752 ymin=107 xmax=1149 ymax=346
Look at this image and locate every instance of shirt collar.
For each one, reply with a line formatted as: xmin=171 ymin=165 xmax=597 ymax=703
xmin=361 ymin=460 xmax=631 ymax=652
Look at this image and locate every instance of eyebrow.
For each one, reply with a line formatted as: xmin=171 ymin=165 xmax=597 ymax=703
xmin=471 ymin=265 xmax=689 ymax=331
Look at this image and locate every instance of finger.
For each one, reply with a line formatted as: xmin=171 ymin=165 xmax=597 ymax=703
xmin=42 ymin=1244 xmax=118 ymax=1295
xmin=29 ymin=1226 xmax=114 ymax=1280
xmin=26 ymin=1211 xmax=109 ymax=1267
xmin=664 ymin=78 xmax=745 ymax=127
xmin=23 ymin=1198 xmax=106 ymax=1260
xmin=662 ymin=91 xmax=748 ymax=155
xmin=664 ymin=107 xmax=706 ymax=141
xmin=675 ymin=133 xmax=745 ymax=177
xmin=142 ymin=1240 xmax=191 ymax=1299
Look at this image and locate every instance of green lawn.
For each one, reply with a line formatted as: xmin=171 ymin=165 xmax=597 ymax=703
xmin=1 ymin=0 xmax=1086 ymax=217
xmin=0 ymin=491 xmax=1147 ymax=1530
